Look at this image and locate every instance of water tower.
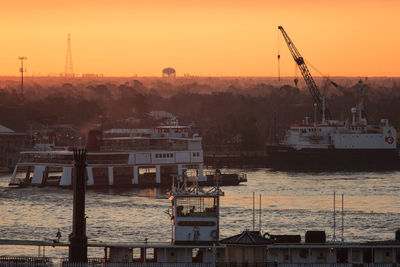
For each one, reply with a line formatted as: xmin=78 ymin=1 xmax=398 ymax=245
xmin=162 ymin=67 xmax=176 ymax=78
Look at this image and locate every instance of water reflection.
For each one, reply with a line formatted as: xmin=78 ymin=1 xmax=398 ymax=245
xmin=1 ymin=169 xmax=400 ymax=259
xmin=91 ymin=187 xmax=169 ymax=199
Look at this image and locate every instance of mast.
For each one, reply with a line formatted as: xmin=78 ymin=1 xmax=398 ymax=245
xmin=18 ymin=56 xmax=27 ymax=97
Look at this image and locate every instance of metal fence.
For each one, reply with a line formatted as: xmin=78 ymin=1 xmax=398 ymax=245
xmin=62 ymin=263 xmax=213 ymax=267
xmin=264 ymin=264 xmax=400 ymax=267
xmin=1 ymin=258 xmax=400 ymax=267
xmin=61 ymin=263 xmax=400 ymax=267
xmin=0 ymin=256 xmax=52 ymax=267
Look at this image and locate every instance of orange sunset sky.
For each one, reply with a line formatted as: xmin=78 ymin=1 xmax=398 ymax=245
xmin=0 ymin=0 xmax=399 ymax=77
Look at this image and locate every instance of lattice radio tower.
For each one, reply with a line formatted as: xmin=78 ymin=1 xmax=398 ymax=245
xmin=65 ymin=33 xmax=74 ymax=77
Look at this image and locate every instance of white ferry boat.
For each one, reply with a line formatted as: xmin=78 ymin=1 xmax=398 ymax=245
xmin=9 ymin=126 xmax=246 ymax=188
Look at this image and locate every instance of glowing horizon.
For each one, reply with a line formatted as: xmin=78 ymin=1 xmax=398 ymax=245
xmin=1 ymin=0 xmax=399 ymax=77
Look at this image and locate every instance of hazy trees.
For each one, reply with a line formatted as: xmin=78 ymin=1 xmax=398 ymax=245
xmin=2 ymin=77 xmax=399 ymax=151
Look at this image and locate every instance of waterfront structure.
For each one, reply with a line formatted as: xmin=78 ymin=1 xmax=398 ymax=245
xmin=2 ymin=183 xmax=400 ymax=265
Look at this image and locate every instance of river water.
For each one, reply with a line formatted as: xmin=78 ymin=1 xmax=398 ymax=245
xmin=1 ymin=169 xmax=400 ymax=259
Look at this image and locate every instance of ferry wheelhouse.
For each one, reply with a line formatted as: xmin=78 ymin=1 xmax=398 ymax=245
xmin=9 ymin=126 xmax=246 ymax=188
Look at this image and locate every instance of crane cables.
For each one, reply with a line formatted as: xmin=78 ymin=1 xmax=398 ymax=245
xmin=277 ymin=29 xmax=281 ymax=82
xmin=304 ymin=58 xmax=338 ymax=88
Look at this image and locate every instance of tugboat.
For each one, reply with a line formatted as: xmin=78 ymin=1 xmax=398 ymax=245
xmin=9 ymin=125 xmax=246 ymax=188
xmin=267 ymin=26 xmax=399 ymax=170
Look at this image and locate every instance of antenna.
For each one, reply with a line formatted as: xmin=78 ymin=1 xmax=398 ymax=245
xmin=18 ymin=56 xmax=27 ymax=97
xmin=259 ymin=194 xmax=262 ymax=232
xmin=314 ymin=103 xmax=318 ymax=126
xmin=341 ymin=193 xmax=344 ymax=243
xmin=65 ymin=33 xmax=74 ymax=77
xmin=252 ymin=192 xmax=255 ymax=231
xmin=322 ymin=96 xmax=326 ymax=124
xmin=333 ymin=191 xmax=337 ymax=242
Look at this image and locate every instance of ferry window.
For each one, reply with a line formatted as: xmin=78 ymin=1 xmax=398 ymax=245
xmin=176 ymin=197 xmax=217 ymax=217
xmin=146 ymin=248 xmax=155 ymax=261
xmin=162 ymin=154 xmax=165 ymax=158
xmin=169 ymin=153 xmax=173 ymax=158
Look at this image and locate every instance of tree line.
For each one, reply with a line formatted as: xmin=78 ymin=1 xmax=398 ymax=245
xmin=1 ymin=77 xmax=400 ymax=151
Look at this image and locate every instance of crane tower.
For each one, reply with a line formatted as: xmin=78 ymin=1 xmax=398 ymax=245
xmin=278 ymin=26 xmax=331 ymax=120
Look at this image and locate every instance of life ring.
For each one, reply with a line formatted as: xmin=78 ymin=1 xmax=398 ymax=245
xmin=385 ymin=136 xmax=394 ymax=144
xmin=210 ymin=230 xmax=218 ymax=239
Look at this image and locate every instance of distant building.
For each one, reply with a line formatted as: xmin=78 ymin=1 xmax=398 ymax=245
xmin=0 ymin=106 xmax=27 ymax=132
xmin=0 ymin=124 xmax=26 ymax=169
xmin=81 ymin=73 xmax=104 ymax=78
xmin=149 ymin=110 xmax=178 ymax=126
xmin=0 ymin=106 xmax=27 ymax=169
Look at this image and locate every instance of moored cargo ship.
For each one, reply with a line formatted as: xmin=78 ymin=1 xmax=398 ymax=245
xmin=267 ymin=26 xmax=399 ymax=171
xmin=267 ymin=111 xmax=399 ymax=170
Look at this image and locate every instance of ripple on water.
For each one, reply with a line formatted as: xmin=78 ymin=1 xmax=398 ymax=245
xmin=1 ymin=169 xmax=400 ymax=259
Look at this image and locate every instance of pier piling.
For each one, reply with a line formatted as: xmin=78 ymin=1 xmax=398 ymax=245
xmin=68 ymin=148 xmax=88 ymax=263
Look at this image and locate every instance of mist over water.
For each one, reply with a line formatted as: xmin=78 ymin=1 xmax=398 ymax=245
xmin=1 ymin=169 xmax=400 ymax=260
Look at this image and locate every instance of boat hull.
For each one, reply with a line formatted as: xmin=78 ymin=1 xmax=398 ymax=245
xmin=9 ymin=171 xmax=245 ymax=189
xmin=266 ymin=145 xmax=400 ymax=171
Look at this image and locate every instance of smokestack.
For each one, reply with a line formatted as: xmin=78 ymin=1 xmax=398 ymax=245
xmin=69 ymin=148 xmax=88 ymax=263
xmin=85 ymin=130 xmax=102 ymax=151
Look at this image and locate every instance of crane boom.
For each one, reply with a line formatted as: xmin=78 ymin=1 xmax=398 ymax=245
xmin=278 ymin=26 xmax=331 ymax=120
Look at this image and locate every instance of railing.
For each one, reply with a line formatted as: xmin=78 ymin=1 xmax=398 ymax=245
xmin=62 ymin=263 xmax=213 ymax=267
xmin=0 ymin=256 xmax=52 ymax=267
xmin=262 ymin=264 xmax=400 ymax=267
xmin=0 ymin=259 xmax=398 ymax=267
